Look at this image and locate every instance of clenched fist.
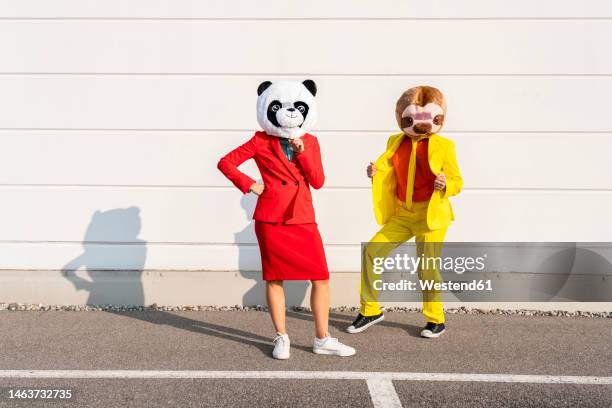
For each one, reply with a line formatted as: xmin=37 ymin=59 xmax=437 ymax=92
xmin=434 ymin=173 xmax=446 ymax=191
xmin=289 ymin=138 xmax=304 ymax=153
xmin=367 ymin=162 xmax=377 ymax=178
xmin=249 ymin=183 xmax=265 ymax=196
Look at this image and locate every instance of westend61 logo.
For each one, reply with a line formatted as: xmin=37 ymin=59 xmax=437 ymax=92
xmin=372 ymin=253 xmax=487 ymax=275
xmin=361 ymin=242 xmax=612 ymax=302
xmin=370 ymin=253 xmax=492 ymax=293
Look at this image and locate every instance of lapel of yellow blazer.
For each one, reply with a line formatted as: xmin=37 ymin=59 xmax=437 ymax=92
xmin=427 ymin=133 xmax=444 ymax=175
xmin=376 ymin=132 xmax=405 ymax=168
xmin=371 ymin=132 xmax=403 ymax=225
xmin=426 ymin=133 xmax=444 ymax=229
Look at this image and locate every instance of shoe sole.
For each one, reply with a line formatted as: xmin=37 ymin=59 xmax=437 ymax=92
xmin=420 ymin=328 xmax=445 ymax=338
xmin=346 ymin=314 xmax=385 ymax=334
xmin=313 ymin=348 xmax=356 ymax=357
xmin=272 ymin=353 xmax=290 ymax=360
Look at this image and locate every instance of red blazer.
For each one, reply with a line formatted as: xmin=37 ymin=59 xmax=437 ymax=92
xmin=217 ymin=131 xmax=325 ymax=224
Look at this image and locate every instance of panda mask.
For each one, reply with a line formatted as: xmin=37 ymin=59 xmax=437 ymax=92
xmin=256 ymin=80 xmax=317 ymax=139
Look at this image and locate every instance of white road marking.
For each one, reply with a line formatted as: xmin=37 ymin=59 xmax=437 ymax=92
xmin=0 ymin=370 xmax=611 ymax=385
xmin=367 ymin=378 xmax=402 ymax=408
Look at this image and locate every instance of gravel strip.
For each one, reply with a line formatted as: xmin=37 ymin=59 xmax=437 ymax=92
xmin=0 ymin=303 xmax=609 ymax=318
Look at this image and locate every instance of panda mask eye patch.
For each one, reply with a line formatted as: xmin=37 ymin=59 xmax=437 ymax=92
xmin=266 ymin=100 xmax=309 ymax=129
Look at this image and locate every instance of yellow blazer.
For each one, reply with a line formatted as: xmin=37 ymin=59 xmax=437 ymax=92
xmin=372 ymin=133 xmax=463 ymax=229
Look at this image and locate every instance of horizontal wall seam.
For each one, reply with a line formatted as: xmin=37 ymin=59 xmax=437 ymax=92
xmin=0 ymin=240 xmax=355 ymax=246
xmin=1 ymin=73 xmax=612 ymax=77
xmin=0 ymin=269 xmax=606 ymax=276
xmin=1 ymin=241 xmax=610 ymax=247
xmin=2 ymin=17 xmax=612 ymax=21
xmin=0 ymin=185 xmax=609 ymax=192
xmin=1 ymin=128 xmax=611 ymax=134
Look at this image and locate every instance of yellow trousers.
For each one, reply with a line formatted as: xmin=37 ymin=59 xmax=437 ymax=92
xmin=360 ymin=201 xmax=447 ymax=324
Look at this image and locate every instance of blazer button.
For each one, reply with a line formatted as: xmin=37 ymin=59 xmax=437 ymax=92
xmin=281 ymin=181 xmax=287 ymax=186
xmin=294 ymin=181 xmax=299 ymax=186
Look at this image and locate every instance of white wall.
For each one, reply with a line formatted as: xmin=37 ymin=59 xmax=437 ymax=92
xmin=1 ymin=1 xmax=611 ymax=274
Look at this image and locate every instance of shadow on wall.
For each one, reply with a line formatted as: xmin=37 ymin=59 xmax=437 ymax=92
xmin=236 ymin=192 xmax=310 ymax=307
xmin=62 ymin=207 xmax=147 ymax=305
xmin=60 ymin=206 xmax=297 ymax=353
xmin=61 ymin=196 xmax=310 ymax=307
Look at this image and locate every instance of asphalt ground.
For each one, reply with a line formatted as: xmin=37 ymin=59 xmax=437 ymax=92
xmin=0 ymin=310 xmax=610 ymax=407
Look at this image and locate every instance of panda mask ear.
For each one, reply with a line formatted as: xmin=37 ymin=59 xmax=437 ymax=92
xmin=257 ymin=81 xmax=272 ymax=96
xmin=302 ymin=79 xmax=317 ymax=96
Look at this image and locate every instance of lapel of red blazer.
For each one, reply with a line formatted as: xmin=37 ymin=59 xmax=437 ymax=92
xmin=268 ymin=135 xmax=300 ymax=181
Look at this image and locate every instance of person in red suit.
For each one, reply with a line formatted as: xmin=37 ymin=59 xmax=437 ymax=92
xmin=218 ymin=80 xmax=355 ymax=359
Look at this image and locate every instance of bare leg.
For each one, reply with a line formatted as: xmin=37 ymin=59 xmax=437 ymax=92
xmin=310 ymin=279 xmax=330 ymax=339
xmin=266 ymin=280 xmax=286 ymax=334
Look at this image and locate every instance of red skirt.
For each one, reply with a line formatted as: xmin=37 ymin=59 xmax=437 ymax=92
xmin=255 ymin=221 xmax=329 ymax=281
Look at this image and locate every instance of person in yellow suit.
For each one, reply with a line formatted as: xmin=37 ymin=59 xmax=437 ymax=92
xmin=346 ymin=86 xmax=463 ymax=338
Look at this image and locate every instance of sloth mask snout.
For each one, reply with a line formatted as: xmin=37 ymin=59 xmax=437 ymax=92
xmin=413 ymin=122 xmax=433 ymax=134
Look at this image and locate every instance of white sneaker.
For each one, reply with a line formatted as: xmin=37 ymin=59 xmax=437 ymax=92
xmin=272 ymin=333 xmax=290 ymax=360
xmin=313 ymin=336 xmax=356 ymax=357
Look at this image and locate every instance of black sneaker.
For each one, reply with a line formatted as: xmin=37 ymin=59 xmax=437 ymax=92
xmin=420 ymin=322 xmax=446 ymax=338
xmin=346 ymin=313 xmax=385 ymax=334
